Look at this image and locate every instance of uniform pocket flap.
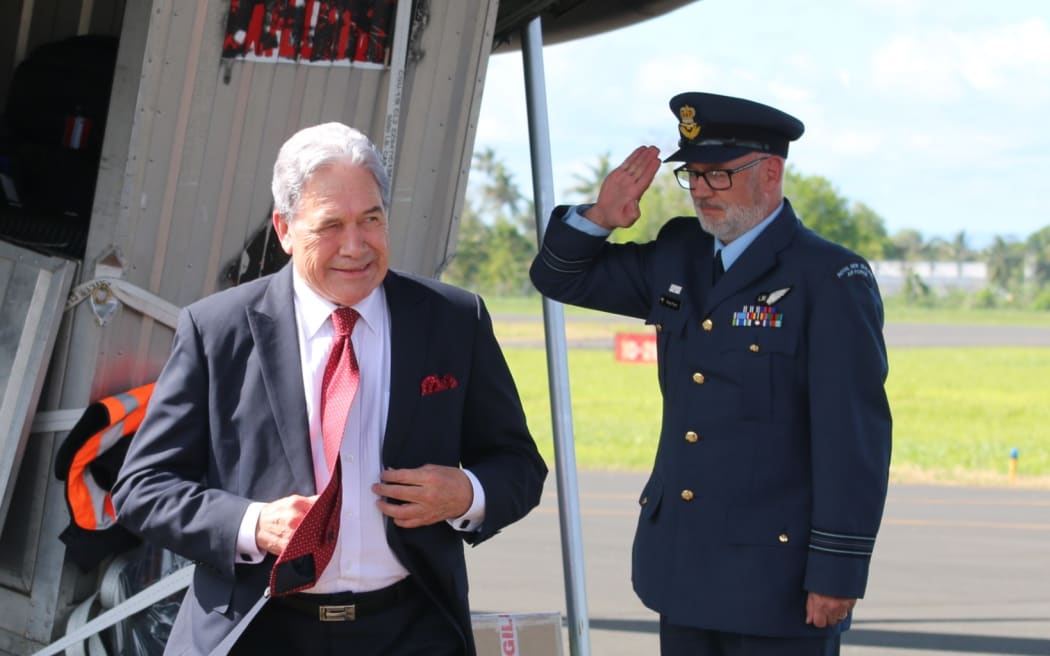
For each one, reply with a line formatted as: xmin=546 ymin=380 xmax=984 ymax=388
xmin=726 ymin=504 xmax=809 ymax=548
xmin=637 ymin=478 xmax=663 ymax=520
xmin=720 ymin=327 xmax=799 ymax=356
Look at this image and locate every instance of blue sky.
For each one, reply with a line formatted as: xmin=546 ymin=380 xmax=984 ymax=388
xmin=473 ymin=0 xmax=1050 ymax=247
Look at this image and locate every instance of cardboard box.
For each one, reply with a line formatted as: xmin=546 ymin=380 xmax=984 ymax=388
xmin=471 ymin=612 xmax=564 ymax=656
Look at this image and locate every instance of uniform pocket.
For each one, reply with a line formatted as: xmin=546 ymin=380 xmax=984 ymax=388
xmin=645 ymin=305 xmax=687 ymax=392
xmin=637 ymin=476 xmax=663 ymax=522
xmin=719 ymin=328 xmax=799 ymax=419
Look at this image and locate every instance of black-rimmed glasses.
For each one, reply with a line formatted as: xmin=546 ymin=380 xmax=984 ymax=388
xmin=673 ymin=157 xmax=770 ymax=191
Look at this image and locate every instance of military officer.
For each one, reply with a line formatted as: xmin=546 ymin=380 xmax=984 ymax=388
xmin=530 ymin=92 xmax=892 ymax=656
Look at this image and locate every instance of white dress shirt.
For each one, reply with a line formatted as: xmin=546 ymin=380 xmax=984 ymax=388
xmin=235 ymin=270 xmax=485 ymax=592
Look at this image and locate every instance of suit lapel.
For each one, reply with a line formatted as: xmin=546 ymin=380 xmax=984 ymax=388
xmin=246 ymin=264 xmax=315 ymax=492
xmin=381 ymin=272 xmax=430 ymax=464
xmin=702 ymin=201 xmax=800 ymax=316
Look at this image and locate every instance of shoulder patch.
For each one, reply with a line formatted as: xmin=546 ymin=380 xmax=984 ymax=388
xmin=836 ymin=262 xmax=875 ymax=287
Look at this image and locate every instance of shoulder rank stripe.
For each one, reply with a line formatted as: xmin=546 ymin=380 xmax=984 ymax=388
xmin=809 ymin=528 xmax=876 ymax=558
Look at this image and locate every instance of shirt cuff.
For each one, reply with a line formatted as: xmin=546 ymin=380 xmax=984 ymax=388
xmin=447 ymin=468 xmax=486 ymax=532
xmin=236 ymin=502 xmax=266 ymax=563
xmin=563 ymin=203 xmax=612 ymax=237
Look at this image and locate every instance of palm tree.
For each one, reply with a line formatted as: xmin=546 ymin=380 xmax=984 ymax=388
xmin=1025 ymin=226 xmax=1050 ymax=288
xmin=566 ymin=152 xmax=613 ymax=202
xmin=949 ymin=231 xmax=971 ymax=278
xmin=472 ymin=148 xmax=523 ymax=218
xmin=985 ymin=236 xmax=1022 ymax=292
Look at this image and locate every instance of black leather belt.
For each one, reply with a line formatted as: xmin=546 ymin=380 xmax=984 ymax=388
xmin=272 ymin=577 xmax=416 ymax=621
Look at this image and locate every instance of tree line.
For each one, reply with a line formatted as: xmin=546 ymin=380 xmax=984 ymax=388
xmin=441 ymin=148 xmax=1050 ymax=310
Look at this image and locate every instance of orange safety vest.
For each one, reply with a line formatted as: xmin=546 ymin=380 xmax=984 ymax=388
xmin=55 ymin=382 xmax=154 ymax=570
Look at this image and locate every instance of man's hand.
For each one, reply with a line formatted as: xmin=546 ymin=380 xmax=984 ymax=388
xmin=805 ymin=592 xmax=856 ymax=628
xmin=255 ymin=494 xmax=318 ymax=556
xmin=583 ymin=145 xmax=662 ymax=231
xmin=373 ymin=465 xmax=473 ymax=528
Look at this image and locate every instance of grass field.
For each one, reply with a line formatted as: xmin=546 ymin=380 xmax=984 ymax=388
xmin=491 ymin=306 xmax=1050 ymax=488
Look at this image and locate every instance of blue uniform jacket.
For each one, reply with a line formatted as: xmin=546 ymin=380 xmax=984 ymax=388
xmin=530 ymin=199 xmax=892 ymax=637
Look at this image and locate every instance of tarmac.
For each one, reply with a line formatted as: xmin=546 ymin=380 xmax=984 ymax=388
xmin=465 ymin=471 xmax=1050 ymax=655
xmin=469 ymin=318 xmax=1050 ymax=654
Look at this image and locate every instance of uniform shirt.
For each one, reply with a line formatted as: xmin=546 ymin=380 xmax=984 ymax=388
xmin=235 ymin=270 xmax=486 ymax=592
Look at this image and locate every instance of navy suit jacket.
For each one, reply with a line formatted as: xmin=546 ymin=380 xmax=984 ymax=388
xmin=530 ymin=200 xmax=891 ymax=637
xmin=113 ymin=264 xmax=546 ymax=655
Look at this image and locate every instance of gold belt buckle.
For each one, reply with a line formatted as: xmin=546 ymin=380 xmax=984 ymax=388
xmin=318 ymin=604 xmax=356 ymax=622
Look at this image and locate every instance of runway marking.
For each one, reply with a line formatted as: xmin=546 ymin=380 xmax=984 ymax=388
xmin=885 ymin=518 xmax=1050 ymax=531
xmin=545 ymin=494 xmax=1050 ymax=506
xmin=533 ymin=507 xmax=1050 ymax=530
xmin=888 ymin=497 xmax=1050 ymax=507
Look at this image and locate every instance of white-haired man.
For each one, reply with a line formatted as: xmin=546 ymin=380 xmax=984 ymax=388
xmin=115 ymin=122 xmax=546 ymax=655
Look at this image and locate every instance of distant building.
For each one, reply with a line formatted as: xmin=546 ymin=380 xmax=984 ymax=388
xmin=871 ymin=261 xmax=987 ymax=295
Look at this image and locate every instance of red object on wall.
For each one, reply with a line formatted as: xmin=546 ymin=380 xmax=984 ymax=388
xmin=614 ymin=333 xmax=657 ymax=364
xmin=222 ymin=0 xmax=396 ymax=65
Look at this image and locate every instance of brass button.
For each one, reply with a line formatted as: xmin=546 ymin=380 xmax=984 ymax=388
xmin=655 ymin=323 xmax=663 ymax=332
xmin=750 ymin=344 xmax=760 ymax=353
xmin=640 ymin=496 xmax=648 ymax=505
xmin=692 ymin=372 xmax=705 ymax=384
xmin=778 ymin=533 xmax=789 ymax=543
xmin=684 ymin=431 xmax=699 ymax=443
xmin=701 ymin=318 xmax=713 ymax=331
xmin=680 ymin=489 xmax=695 ymax=501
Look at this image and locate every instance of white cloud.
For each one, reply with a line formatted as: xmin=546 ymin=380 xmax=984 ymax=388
xmin=871 ymin=19 xmax=1050 ymax=104
xmin=472 ymin=0 xmax=1050 ymax=240
xmin=475 ymin=55 xmax=528 ymax=146
xmin=857 ymin=0 xmax=924 ymax=18
xmin=767 ymin=80 xmax=813 ymax=106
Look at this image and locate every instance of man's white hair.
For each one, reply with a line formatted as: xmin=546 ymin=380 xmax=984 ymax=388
xmin=271 ymin=122 xmax=390 ymax=220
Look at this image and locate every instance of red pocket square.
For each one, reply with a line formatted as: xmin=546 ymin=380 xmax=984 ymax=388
xmin=421 ymin=374 xmax=458 ymax=396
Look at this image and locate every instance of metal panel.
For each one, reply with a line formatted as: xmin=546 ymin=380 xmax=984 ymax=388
xmin=390 ymin=0 xmax=500 ymax=276
xmin=0 ymin=241 xmax=77 ymax=532
xmin=74 ymin=0 xmax=504 ymax=400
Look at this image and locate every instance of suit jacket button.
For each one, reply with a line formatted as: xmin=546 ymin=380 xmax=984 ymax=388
xmin=701 ymin=318 xmax=713 ymax=331
xmin=655 ymin=323 xmax=663 ymax=332
xmin=640 ymin=496 xmax=648 ymax=505
xmin=750 ymin=344 xmax=760 ymax=353
xmin=692 ymin=372 xmax=705 ymax=384
xmin=684 ymin=431 xmax=699 ymax=443
xmin=778 ymin=533 xmax=789 ymax=543
xmin=680 ymin=489 xmax=695 ymax=501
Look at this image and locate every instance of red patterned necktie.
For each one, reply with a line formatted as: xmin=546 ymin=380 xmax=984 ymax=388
xmin=270 ymin=307 xmax=360 ymax=596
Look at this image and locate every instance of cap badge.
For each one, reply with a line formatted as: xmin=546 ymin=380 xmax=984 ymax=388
xmin=678 ymin=104 xmax=700 ymax=141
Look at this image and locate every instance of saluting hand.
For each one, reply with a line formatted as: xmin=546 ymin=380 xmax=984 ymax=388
xmin=373 ymin=465 xmax=473 ymax=528
xmin=255 ymin=494 xmax=319 ymax=556
xmin=583 ymin=145 xmax=662 ymax=231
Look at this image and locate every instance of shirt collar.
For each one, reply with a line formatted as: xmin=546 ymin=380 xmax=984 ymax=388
xmin=713 ymin=199 xmax=784 ymax=271
xmin=291 ymin=267 xmax=385 ymax=340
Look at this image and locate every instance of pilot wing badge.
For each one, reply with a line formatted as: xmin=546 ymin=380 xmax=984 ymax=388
xmin=756 ymin=286 xmax=791 ymax=306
